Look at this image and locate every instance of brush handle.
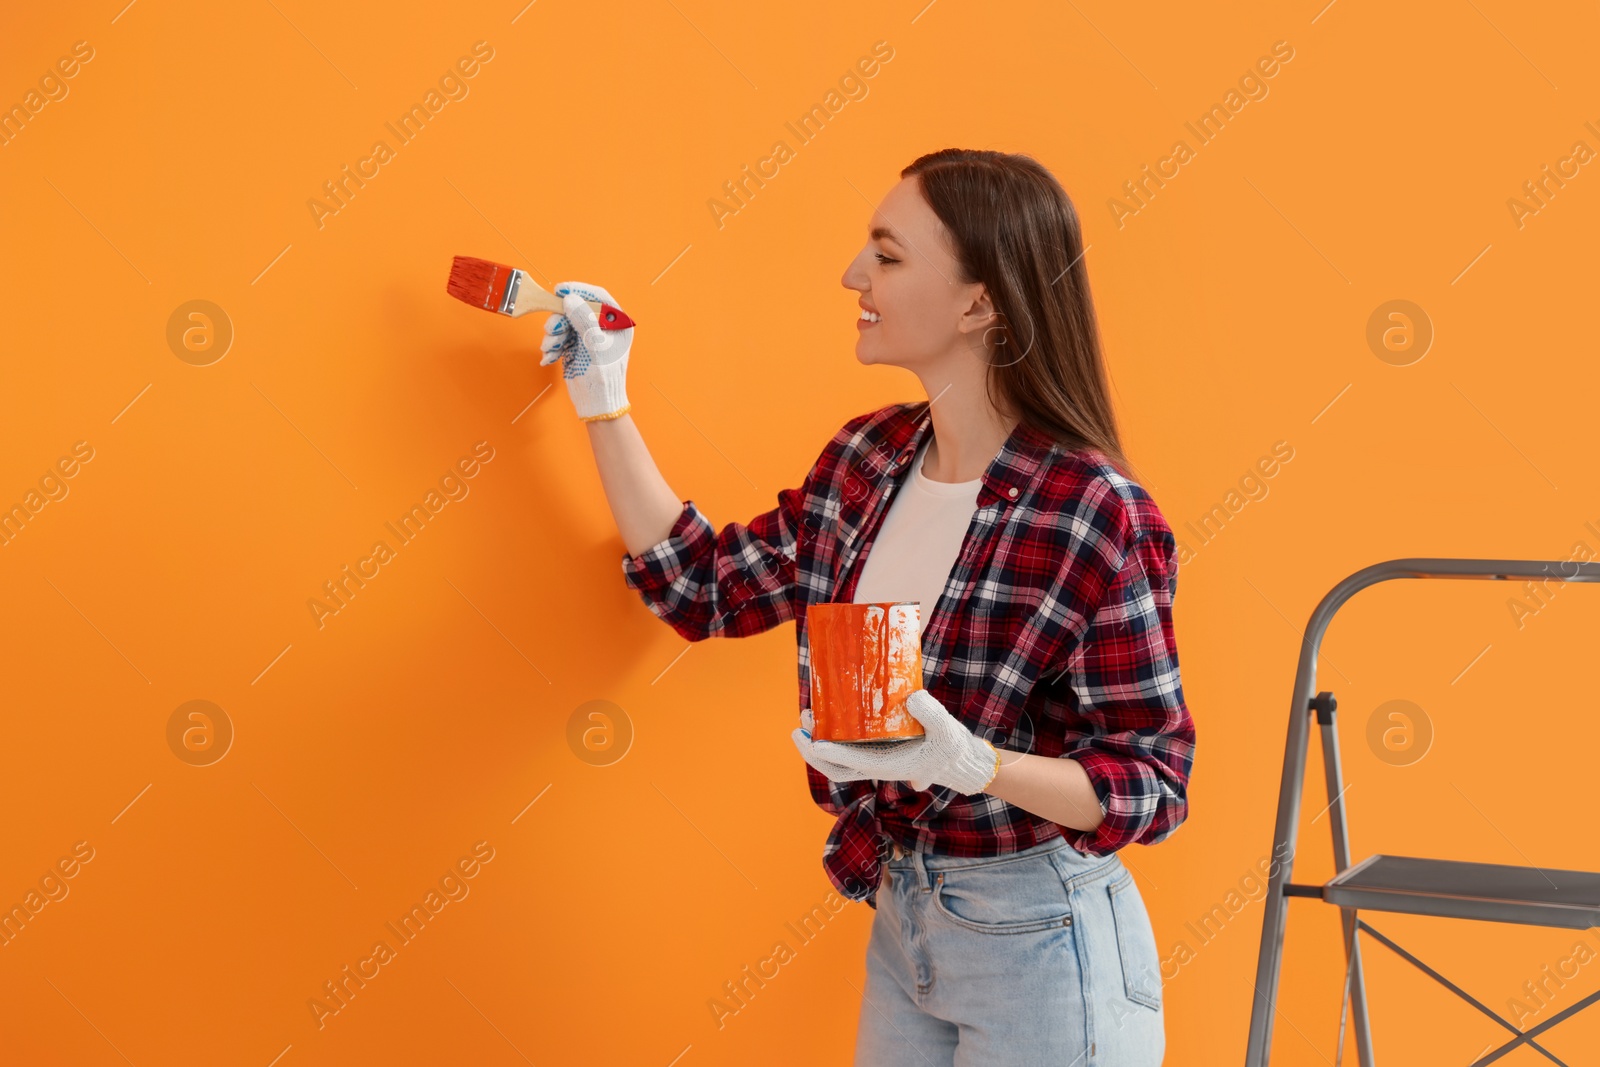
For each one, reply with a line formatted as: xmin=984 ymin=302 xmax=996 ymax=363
xmin=511 ymin=276 xmax=636 ymax=330
xmin=513 ymin=287 xmax=599 ymax=316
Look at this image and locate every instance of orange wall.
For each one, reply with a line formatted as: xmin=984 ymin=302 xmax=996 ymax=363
xmin=3 ymin=2 xmax=1598 ymax=1063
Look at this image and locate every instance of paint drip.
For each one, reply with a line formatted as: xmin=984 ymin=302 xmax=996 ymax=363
xmin=807 ymin=602 xmax=926 ymax=743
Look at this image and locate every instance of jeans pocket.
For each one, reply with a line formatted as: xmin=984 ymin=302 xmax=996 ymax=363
xmin=931 ymin=853 xmax=1076 ymax=935
xmin=1107 ymin=871 xmax=1163 ymax=1010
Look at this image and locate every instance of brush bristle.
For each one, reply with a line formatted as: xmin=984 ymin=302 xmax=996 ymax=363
xmin=446 ymin=256 xmax=515 ymax=313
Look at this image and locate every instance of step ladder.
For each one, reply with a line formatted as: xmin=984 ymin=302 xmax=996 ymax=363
xmin=1244 ymin=558 xmax=1600 ymax=1066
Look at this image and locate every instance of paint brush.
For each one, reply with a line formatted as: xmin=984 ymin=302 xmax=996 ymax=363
xmin=445 ymin=256 xmax=636 ymax=330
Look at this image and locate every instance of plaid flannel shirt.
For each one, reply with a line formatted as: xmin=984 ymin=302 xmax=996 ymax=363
xmin=620 ymin=401 xmax=1194 ymax=908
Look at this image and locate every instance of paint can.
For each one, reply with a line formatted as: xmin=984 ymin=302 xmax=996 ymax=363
xmin=806 ymin=601 xmax=926 ymax=743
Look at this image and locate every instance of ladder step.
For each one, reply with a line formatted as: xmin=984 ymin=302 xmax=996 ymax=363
xmin=1323 ymin=854 xmax=1600 ymax=930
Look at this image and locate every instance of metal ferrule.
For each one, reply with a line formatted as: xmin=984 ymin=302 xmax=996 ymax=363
xmin=498 ymin=269 xmax=523 ymax=316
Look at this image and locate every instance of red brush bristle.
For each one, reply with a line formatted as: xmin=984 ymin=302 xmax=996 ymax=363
xmin=446 ymin=256 xmax=514 ymax=312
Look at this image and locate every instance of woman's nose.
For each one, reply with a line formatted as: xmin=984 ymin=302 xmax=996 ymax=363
xmin=841 ymin=257 xmax=868 ymax=292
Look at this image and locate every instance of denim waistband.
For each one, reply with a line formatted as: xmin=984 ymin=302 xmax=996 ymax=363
xmin=884 ymin=833 xmax=1073 ymax=872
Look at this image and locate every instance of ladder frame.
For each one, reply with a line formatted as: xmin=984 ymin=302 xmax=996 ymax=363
xmin=1243 ymin=557 xmax=1600 ymax=1066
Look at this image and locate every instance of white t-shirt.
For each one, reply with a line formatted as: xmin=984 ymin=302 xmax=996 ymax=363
xmin=851 ymin=433 xmax=984 ymax=638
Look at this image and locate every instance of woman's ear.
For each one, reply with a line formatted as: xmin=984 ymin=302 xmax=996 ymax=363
xmin=955 ymin=283 xmax=1000 ymax=337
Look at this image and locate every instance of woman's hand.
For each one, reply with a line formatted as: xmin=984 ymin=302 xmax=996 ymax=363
xmin=539 ymin=280 xmax=632 ymax=422
xmin=792 ymin=709 xmax=878 ymax=783
xmin=791 ymin=690 xmax=1001 ymax=794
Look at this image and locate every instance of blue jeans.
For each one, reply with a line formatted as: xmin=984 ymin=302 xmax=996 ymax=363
xmin=854 ymin=835 xmax=1165 ymax=1065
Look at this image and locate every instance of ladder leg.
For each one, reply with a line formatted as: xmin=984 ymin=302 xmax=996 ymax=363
xmin=1318 ymin=703 xmax=1376 ymax=1064
xmin=1335 ymin=939 xmax=1349 ymax=1067
xmin=1339 ymin=906 xmax=1376 ymax=1066
xmin=1245 ymin=693 xmax=1318 ymax=1065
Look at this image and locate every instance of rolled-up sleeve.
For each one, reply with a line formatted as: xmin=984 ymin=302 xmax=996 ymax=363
xmin=620 ymin=483 xmax=810 ymax=644
xmin=620 ymin=500 xmax=717 ymax=601
xmin=1055 ymin=527 xmax=1194 ymax=854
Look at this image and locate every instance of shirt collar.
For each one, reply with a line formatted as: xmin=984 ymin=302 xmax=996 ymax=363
xmin=863 ymin=402 xmax=1058 ymax=509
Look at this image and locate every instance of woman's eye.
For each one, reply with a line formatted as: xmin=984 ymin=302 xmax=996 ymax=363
xmin=874 ymin=252 xmax=897 ymax=264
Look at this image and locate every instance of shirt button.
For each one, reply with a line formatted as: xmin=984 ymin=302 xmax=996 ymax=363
xmin=1007 ymin=487 xmax=1019 ymax=498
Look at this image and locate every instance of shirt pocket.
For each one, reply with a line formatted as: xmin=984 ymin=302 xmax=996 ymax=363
xmin=1107 ymin=870 xmax=1163 ymax=1010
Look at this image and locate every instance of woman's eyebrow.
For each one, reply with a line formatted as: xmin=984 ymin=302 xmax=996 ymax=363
xmin=869 ymin=225 xmax=902 ymax=245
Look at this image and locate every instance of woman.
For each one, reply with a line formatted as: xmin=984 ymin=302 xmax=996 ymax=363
xmin=544 ymin=148 xmax=1194 ymax=1066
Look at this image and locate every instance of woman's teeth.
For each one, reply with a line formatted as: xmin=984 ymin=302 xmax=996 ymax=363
xmin=859 ymin=310 xmax=882 ymax=323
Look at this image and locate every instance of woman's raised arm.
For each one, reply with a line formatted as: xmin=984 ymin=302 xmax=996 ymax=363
xmin=584 ymin=412 xmax=685 ymax=557
xmin=538 ymin=279 xmax=684 ymax=557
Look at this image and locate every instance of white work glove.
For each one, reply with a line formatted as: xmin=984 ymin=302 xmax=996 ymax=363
xmin=793 ymin=708 xmax=876 ymax=783
xmin=791 ymin=689 xmax=1001 ymax=794
xmin=538 ymin=280 xmax=632 ymax=422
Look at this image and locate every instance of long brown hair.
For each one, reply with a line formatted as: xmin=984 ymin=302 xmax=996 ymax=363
xmin=901 ymin=148 xmax=1135 ymax=481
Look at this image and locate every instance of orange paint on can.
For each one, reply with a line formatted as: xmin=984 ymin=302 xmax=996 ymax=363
xmin=807 ymin=602 xmax=926 ymax=743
